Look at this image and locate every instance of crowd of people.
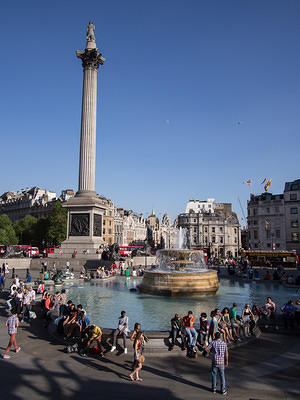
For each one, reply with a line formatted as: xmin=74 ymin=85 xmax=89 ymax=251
xmin=40 ymin=292 xmax=147 ymax=382
xmin=169 ymin=296 xmax=300 ymax=354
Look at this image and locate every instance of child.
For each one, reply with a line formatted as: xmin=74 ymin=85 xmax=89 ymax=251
xmin=199 ymin=313 xmax=209 ymax=346
xmin=3 ymin=310 xmax=21 ymax=359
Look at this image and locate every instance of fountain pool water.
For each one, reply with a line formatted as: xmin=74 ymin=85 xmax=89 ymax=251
xmin=55 ymin=277 xmax=299 ymax=330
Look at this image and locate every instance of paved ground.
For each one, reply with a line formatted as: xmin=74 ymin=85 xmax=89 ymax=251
xmin=0 ymin=294 xmax=299 ymax=400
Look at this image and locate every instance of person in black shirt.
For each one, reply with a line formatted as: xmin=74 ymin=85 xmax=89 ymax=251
xmin=170 ymin=314 xmax=185 ymax=350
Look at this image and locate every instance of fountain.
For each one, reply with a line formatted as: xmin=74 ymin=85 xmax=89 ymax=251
xmin=138 ymin=228 xmax=219 ymax=296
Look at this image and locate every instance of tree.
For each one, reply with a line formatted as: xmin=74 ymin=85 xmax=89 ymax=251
xmin=46 ymin=201 xmax=67 ymax=246
xmin=146 ymin=226 xmax=155 ymax=249
xmin=14 ymin=215 xmax=38 ymax=244
xmin=0 ymin=214 xmax=18 ymax=244
xmin=34 ymin=218 xmax=49 ymax=248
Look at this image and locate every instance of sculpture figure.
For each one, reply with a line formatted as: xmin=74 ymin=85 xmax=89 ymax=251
xmin=86 ymin=21 xmax=96 ymax=42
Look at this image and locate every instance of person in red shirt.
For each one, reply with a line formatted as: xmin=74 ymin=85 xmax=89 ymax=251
xmin=183 ymin=311 xmax=197 ymax=351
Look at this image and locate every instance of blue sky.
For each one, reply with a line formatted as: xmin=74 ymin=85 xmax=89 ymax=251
xmin=1 ymin=1 xmax=299 ymax=224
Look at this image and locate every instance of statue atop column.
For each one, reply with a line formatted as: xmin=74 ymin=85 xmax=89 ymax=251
xmin=76 ymin=21 xmax=105 ymax=69
xmin=86 ymin=21 xmax=96 ymax=43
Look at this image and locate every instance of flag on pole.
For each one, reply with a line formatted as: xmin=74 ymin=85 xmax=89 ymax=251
xmin=264 ymin=178 xmax=272 ymax=191
xmin=261 ymin=178 xmax=267 ymax=184
xmin=243 ymin=179 xmax=252 ymax=186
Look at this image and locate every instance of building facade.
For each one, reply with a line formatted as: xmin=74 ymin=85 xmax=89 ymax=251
xmin=102 ymin=198 xmax=114 ymax=245
xmin=247 ymin=179 xmax=300 ymax=254
xmin=113 ymin=209 xmax=147 ymax=246
xmin=0 ymin=187 xmax=58 ymax=223
xmin=247 ymin=193 xmax=286 ymax=251
xmin=284 ymin=179 xmax=300 ymax=253
xmin=178 ymin=201 xmax=241 ymax=258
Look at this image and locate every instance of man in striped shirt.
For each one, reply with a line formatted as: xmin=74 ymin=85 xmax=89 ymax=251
xmin=204 ymin=332 xmax=228 ymax=395
xmin=3 ymin=310 xmax=21 ymax=359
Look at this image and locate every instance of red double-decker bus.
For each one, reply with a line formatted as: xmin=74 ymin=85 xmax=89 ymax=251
xmin=13 ymin=245 xmax=39 ymax=257
xmin=119 ymin=246 xmax=144 ymax=256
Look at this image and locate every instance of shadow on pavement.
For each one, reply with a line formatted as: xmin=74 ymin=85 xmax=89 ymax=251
xmin=0 ymin=356 xmax=183 ymax=400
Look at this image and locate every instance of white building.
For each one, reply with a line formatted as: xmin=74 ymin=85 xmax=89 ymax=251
xmin=178 ymin=202 xmax=241 ymax=258
xmin=185 ymin=199 xmax=215 ymax=214
xmin=0 ymin=187 xmax=57 ymax=222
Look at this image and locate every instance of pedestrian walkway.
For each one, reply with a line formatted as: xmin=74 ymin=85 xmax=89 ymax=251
xmin=0 ymin=296 xmax=299 ymax=399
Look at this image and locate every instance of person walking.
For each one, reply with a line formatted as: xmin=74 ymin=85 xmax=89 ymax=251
xmin=3 ymin=310 xmax=21 ymax=359
xmin=204 ymin=332 xmax=228 ymax=395
xmin=129 ymin=331 xmax=145 ymax=382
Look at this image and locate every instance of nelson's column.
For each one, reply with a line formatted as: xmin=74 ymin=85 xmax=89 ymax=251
xmin=60 ymin=21 xmax=106 ymax=257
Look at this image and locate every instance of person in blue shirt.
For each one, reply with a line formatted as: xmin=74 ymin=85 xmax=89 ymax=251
xmin=26 ymin=273 xmax=32 ymax=283
xmin=281 ymin=300 xmax=295 ymax=330
xmin=0 ymin=273 xmax=5 ymax=291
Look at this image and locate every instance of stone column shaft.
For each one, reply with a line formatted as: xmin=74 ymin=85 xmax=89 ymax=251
xmin=78 ymin=67 xmax=98 ymax=194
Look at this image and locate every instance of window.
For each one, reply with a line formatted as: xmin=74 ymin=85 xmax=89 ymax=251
xmin=276 ymin=230 xmax=280 ymax=238
xmin=275 ymin=206 xmax=279 ymax=213
xmin=212 ymin=236 xmax=216 ymax=243
xmin=234 ymin=228 xmax=237 ymax=234
xmin=220 ymin=236 xmax=223 ymax=244
xmin=290 ymin=193 xmax=297 ymax=201
xmin=205 ymin=227 xmax=208 ymax=233
xmin=253 ymin=209 xmax=257 ymax=216
xmin=291 ymin=220 xmax=298 ymax=228
xmin=266 ymin=208 xmax=270 ymax=213
xmin=276 ymin=243 xmax=280 ymax=248
xmin=109 ymin=229 xmax=112 ymax=234
xmin=205 ymin=236 xmax=208 ymax=244
xmin=220 ymin=227 xmax=223 ymax=232
xmin=291 ymin=208 xmax=298 ymax=214
xmin=212 ymin=227 xmax=215 ymax=233
xmin=291 ymin=183 xmax=300 ymax=190
xmin=103 ymin=220 xmax=106 ymax=225
xmin=267 ymin=243 xmax=271 ymax=248
xmin=194 ymin=227 xmax=197 ymax=233
xmin=254 ymin=230 xmax=258 ymax=239
xmin=103 ymin=228 xmax=106 ymax=234
xmin=109 ymin=221 xmax=112 ymax=226
xmin=234 ymin=237 xmax=237 ymax=243
xmin=253 ymin=220 xmax=258 ymax=225
xmin=254 ymin=243 xmax=258 ymax=248
xmin=194 ymin=237 xmax=197 ymax=243
xmin=266 ymin=230 xmax=270 ymax=239
xmin=248 ymin=231 xmax=251 ymax=239
xmin=292 ymin=232 xmax=299 ymax=242
xmin=208 ymin=204 xmax=211 ymax=208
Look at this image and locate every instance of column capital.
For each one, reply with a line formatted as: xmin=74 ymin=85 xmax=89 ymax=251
xmin=76 ymin=48 xmax=105 ymax=71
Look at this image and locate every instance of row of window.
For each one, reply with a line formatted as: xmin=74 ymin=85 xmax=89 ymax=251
xmin=249 ymin=205 xmax=298 ymax=216
xmin=249 ymin=218 xmax=298 ymax=228
xmin=251 ymin=232 xmax=299 ymax=243
xmin=192 ymin=236 xmax=238 ymax=244
xmin=191 ymin=227 xmax=237 ymax=234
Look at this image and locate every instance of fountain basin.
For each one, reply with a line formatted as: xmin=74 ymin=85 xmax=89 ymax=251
xmin=138 ymin=270 xmax=219 ymax=297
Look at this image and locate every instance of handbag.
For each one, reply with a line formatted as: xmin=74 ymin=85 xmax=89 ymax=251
xmin=138 ymin=355 xmax=145 ymax=363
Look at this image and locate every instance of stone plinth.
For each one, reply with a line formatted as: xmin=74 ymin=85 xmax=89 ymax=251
xmin=138 ymin=270 xmax=219 ymax=297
